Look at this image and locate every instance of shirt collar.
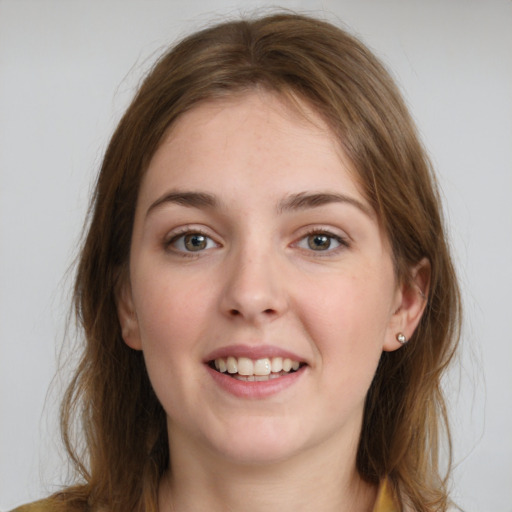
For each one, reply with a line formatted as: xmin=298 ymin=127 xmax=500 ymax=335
xmin=373 ymin=479 xmax=400 ymax=512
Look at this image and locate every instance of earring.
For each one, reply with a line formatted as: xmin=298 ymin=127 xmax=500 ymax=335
xmin=396 ymin=333 xmax=407 ymax=345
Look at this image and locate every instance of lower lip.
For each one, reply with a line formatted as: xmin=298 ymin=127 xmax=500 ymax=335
xmin=206 ymin=365 xmax=306 ymax=399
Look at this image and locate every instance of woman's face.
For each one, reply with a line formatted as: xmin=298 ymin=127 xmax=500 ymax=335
xmin=119 ymin=91 xmax=409 ymax=466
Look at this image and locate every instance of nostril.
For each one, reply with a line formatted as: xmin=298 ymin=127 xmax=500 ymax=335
xmin=229 ymin=308 xmax=276 ymax=317
xmin=225 ymin=306 xmax=281 ymax=320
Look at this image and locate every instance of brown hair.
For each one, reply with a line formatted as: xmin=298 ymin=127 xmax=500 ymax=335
xmin=56 ymin=12 xmax=460 ymax=512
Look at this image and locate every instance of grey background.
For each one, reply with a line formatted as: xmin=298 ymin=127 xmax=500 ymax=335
xmin=1 ymin=0 xmax=511 ymax=510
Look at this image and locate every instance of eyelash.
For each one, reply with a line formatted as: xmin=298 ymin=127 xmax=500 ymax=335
xmin=164 ymin=227 xmax=350 ymax=257
xmin=294 ymin=228 xmax=350 ymax=255
xmin=165 ymin=227 xmax=219 ymax=256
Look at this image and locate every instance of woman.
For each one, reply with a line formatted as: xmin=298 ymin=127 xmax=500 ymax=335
xmin=13 ymin=12 xmax=460 ymax=512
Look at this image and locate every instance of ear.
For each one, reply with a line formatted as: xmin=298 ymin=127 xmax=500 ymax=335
xmin=383 ymin=258 xmax=430 ymax=352
xmin=116 ymin=275 xmax=142 ymax=351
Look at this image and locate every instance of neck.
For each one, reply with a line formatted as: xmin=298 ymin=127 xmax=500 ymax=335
xmin=158 ymin=430 xmax=378 ymax=512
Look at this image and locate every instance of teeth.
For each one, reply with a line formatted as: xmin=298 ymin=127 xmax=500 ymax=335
xmin=233 ymin=370 xmax=293 ymax=382
xmin=212 ymin=356 xmax=302 ymax=378
xmin=226 ymin=356 xmax=238 ymax=374
xmin=237 ymin=357 xmax=254 ymax=376
xmin=254 ymin=358 xmax=271 ymax=376
xmin=271 ymin=357 xmax=283 ymax=373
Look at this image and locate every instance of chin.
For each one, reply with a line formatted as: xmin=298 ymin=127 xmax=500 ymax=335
xmin=205 ymin=417 xmax=313 ymax=466
xmin=218 ymin=440 xmax=302 ymax=466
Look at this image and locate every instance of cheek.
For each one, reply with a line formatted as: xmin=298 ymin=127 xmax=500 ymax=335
xmin=304 ymin=272 xmax=392 ymax=338
xmin=131 ymin=266 xmax=214 ymax=362
xmin=298 ymin=270 xmax=394 ymax=380
xmin=130 ymin=269 xmax=214 ymax=413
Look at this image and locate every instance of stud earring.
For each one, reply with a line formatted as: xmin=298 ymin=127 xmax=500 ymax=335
xmin=396 ymin=333 xmax=407 ymax=345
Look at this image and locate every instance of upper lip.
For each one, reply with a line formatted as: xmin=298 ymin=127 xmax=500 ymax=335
xmin=204 ymin=344 xmax=306 ymax=363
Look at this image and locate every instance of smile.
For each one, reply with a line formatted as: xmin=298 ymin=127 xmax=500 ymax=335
xmin=210 ymin=356 xmax=304 ymax=381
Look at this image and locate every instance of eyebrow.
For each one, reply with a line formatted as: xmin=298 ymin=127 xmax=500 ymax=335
xmin=146 ymin=191 xmax=219 ymax=217
xmin=277 ymin=192 xmax=373 ymax=217
xmin=145 ymin=190 xmax=373 ymax=218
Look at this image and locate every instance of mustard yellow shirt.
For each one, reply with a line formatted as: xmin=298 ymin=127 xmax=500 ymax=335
xmin=10 ymin=480 xmax=399 ymax=512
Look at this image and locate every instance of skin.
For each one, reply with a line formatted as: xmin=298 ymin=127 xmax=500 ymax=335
xmin=117 ymin=91 xmax=428 ymax=512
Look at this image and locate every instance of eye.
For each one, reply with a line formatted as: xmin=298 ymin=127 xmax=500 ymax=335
xmin=295 ymin=231 xmax=347 ymax=252
xmin=168 ymin=231 xmax=218 ymax=253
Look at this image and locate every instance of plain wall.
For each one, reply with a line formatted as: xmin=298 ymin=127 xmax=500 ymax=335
xmin=1 ymin=0 xmax=511 ymax=510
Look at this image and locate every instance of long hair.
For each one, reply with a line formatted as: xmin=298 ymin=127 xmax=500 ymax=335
xmin=55 ymin=13 xmax=461 ymax=512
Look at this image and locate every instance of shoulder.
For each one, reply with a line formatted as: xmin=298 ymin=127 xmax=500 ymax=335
xmin=9 ymin=498 xmax=66 ymax=512
xmin=373 ymin=479 xmax=400 ymax=512
xmin=375 ymin=479 xmax=462 ymax=512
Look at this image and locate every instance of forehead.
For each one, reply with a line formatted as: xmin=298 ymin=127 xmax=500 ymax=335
xmin=139 ymin=90 xmax=367 ymax=204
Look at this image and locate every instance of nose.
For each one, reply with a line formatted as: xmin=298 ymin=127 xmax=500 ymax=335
xmin=219 ymin=246 xmax=288 ymax=325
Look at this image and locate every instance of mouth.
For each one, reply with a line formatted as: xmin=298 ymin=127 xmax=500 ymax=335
xmin=208 ymin=356 xmax=306 ymax=382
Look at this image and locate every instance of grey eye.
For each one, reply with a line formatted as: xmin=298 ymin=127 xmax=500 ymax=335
xmin=307 ymin=234 xmax=333 ymax=251
xmin=184 ymin=233 xmax=208 ymax=251
xmin=294 ymin=230 xmax=348 ymax=254
xmin=170 ymin=232 xmax=217 ymax=252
